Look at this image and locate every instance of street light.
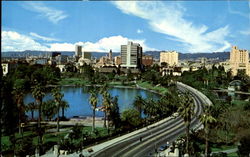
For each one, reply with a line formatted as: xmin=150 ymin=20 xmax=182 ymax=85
xmin=20 ymin=123 xmax=25 ymax=139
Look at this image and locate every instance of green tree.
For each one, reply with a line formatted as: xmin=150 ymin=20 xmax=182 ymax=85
xmin=60 ymin=100 xmax=69 ymax=118
xmin=52 ymin=87 xmax=64 ymax=133
xmin=133 ymin=95 xmax=145 ymax=118
xmin=177 ymin=92 xmax=195 ymax=156
xmin=238 ymin=134 xmax=250 ymax=157
xmin=32 ymin=83 xmax=45 ymax=155
xmin=15 ymin=137 xmax=34 ymax=157
xmin=12 ymin=79 xmax=26 ymax=134
xmin=26 ymin=102 xmax=37 ymax=120
xmin=42 ymin=100 xmax=57 ymax=121
xmin=100 ymin=84 xmax=109 ymax=128
xmin=109 ymin=96 xmax=121 ymax=130
xmin=143 ymin=98 xmax=157 ymax=119
xmin=89 ymin=89 xmax=98 ymax=132
xmin=121 ymin=109 xmax=141 ymax=127
xmin=199 ymin=106 xmax=217 ymax=157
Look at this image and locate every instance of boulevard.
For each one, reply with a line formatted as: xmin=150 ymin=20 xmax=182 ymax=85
xmin=79 ymin=82 xmax=209 ymax=157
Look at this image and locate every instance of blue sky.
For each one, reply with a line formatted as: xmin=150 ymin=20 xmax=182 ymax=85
xmin=2 ymin=1 xmax=250 ymax=53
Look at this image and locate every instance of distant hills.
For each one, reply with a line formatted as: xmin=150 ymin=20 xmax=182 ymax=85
xmin=144 ymin=51 xmax=230 ymax=61
xmin=2 ymin=50 xmax=231 ymax=61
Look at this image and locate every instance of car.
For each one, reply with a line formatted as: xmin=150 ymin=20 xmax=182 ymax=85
xmin=159 ymin=144 xmax=168 ymax=151
xmin=171 ymin=112 xmax=179 ymax=118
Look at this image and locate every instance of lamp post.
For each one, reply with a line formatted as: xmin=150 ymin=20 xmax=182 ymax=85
xmin=20 ymin=123 xmax=24 ymax=139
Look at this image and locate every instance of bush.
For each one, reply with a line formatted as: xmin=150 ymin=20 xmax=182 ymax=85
xmin=238 ymin=134 xmax=250 ymax=157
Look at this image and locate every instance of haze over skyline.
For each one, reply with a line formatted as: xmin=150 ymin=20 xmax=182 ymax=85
xmin=2 ymin=1 xmax=250 ymax=53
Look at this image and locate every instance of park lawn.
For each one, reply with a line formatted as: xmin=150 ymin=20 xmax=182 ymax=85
xmin=228 ymin=152 xmax=238 ymax=157
xmin=1 ymin=125 xmax=109 ymax=152
xmin=137 ymin=81 xmax=168 ymax=95
xmin=59 ymin=77 xmax=89 ymax=86
xmin=1 ymin=130 xmax=69 ymax=151
xmin=211 ymin=144 xmax=237 ymax=152
xmin=80 ymin=126 xmax=109 ymax=138
xmin=109 ymin=81 xmax=123 ymax=86
xmin=232 ymin=100 xmax=248 ymax=106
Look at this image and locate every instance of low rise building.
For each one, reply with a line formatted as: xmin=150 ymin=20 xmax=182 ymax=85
xmin=142 ymin=55 xmax=153 ymax=66
xmin=114 ymin=56 xmax=121 ymax=65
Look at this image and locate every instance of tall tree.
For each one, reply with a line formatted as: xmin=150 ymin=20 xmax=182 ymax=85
xmin=100 ymin=83 xmax=109 ymax=128
xmin=199 ymin=106 xmax=217 ymax=157
xmin=42 ymin=100 xmax=57 ymax=121
xmin=52 ymin=87 xmax=64 ymax=133
xmin=109 ymin=96 xmax=121 ymax=130
xmin=60 ymin=100 xmax=69 ymax=118
xmin=177 ymin=92 xmax=194 ymax=156
xmin=32 ymin=83 xmax=45 ymax=155
xmin=26 ymin=102 xmax=37 ymax=120
xmin=89 ymin=89 xmax=98 ymax=132
xmin=133 ymin=95 xmax=145 ymax=118
xmin=13 ymin=79 xmax=26 ymax=134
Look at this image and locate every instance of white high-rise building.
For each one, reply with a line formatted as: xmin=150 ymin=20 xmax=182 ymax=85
xmin=75 ymin=45 xmax=82 ymax=57
xmin=121 ymin=41 xmax=142 ymax=68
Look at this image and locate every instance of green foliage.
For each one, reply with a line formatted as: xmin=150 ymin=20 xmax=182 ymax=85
xmin=121 ymin=109 xmax=142 ymax=127
xmin=238 ymin=134 xmax=250 ymax=157
xmin=15 ymin=137 xmax=35 ymax=157
xmin=69 ymin=124 xmax=82 ymax=140
xmin=211 ymin=152 xmax=228 ymax=157
xmin=80 ymin=64 xmax=95 ymax=82
xmin=179 ymin=66 xmax=231 ymax=90
xmin=42 ymin=100 xmax=57 ymax=120
xmin=109 ymin=96 xmax=121 ymax=129
xmin=1 ymin=78 xmax=19 ymax=135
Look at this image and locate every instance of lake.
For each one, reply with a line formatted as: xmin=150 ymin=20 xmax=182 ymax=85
xmin=24 ymin=86 xmax=159 ymax=118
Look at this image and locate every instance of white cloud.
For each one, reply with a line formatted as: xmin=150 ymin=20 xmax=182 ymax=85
xmin=113 ymin=1 xmax=231 ymax=52
xmin=30 ymin=32 xmax=59 ymax=41
xmin=48 ymin=35 xmax=157 ymax=52
xmin=137 ymin=29 xmax=143 ymax=34
xmin=2 ymin=31 xmax=156 ymax=52
xmin=2 ymin=31 xmax=49 ymax=51
xmin=239 ymin=28 xmax=250 ymax=36
xmin=23 ymin=2 xmax=68 ymax=24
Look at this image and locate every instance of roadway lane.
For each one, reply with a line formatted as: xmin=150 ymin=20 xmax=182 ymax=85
xmin=92 ymin=83 xmax=208 ymax=157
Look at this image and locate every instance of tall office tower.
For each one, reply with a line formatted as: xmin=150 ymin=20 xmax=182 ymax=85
xmin=230 ymin=46 xmax=250 ymax=76
xmin=109 ymin=49 xmax=112 ymax=60
xmin=75 ymin=45 xmax=82 ymax=57
xmin=121 ymin=41 xmax=143 ymax=68
xmin=160 ymin=51 xmax=178 ymax=66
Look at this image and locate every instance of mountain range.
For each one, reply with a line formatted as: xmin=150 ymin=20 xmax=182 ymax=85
xmin=2 ymin=50 xmax=231 ymax=61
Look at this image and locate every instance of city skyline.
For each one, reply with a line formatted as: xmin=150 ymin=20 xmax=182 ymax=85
xmin=2 ymin=1 xmax=250 ymax=53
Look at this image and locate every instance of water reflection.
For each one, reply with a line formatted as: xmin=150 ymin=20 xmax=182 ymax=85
xmin=24 ymin=86 xmax=159 ymax=118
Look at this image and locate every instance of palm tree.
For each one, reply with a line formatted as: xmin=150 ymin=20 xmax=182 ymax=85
xmin=32 ymin=83 xmax=45 ymax=155
xmin=102 ymin=91 xmax=111 ymax=128
xmin=177 ymin=92 xmax=194 ymax=156
xmin=13 ymin=79 xmax=26 ymax=134
xmin=89 ymin=89 xmax=98 ymax=132
xmin=52 ymin=87 xmax=64 ymax=133
xmin=100 ymin=84 xmax=109 ymax=128
xmin=133 ymin=96 xmax=144 ymax=118
xmin=109 ymin=96 xmax=121 ymax=130
xmin=42 ymin=100 xmax=57 ymax=121
xmin=199 ymin=106 xmax=217 ymax=157
xmin=60 ymin=100 xmax=69 ymax=118
xmin=26 ymin=102 xmax=37 ymax=120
